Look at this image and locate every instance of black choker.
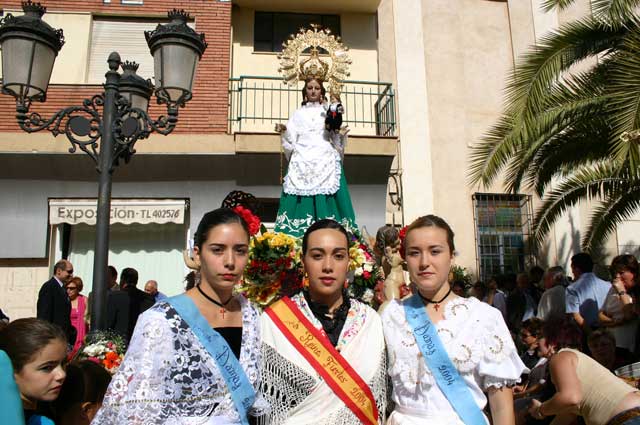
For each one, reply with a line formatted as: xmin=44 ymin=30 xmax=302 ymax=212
xmin=197 ymin=285 xmax=233 ymax=318
xmin=417 ymin=287 xmax=452 ymax=311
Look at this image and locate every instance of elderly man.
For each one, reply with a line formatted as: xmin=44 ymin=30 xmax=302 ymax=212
xmin=144 ymin=279 xmax=167 ymax=302
xmin=537 ymin=266 xmax=568 ymax=320
xmin=37 ymin=259 xmax=77 ymax=344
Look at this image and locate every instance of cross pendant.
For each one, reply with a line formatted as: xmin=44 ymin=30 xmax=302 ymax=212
xmin=220 ymin=308 xmax=226 ymax=319
xmin=434 ymin=303 xmax=440 ymax=311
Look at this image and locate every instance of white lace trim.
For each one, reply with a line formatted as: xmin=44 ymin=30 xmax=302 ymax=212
xmin=93 ymin=296 xmax=266 ymax=423
xmin=383 ymin=297 xmax=525 ymax=398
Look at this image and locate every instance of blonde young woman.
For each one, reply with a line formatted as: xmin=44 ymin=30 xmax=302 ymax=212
xmin=382 ymin=215 xmax=527 ymax=424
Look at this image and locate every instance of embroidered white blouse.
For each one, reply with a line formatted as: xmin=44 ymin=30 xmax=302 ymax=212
xmin=92 ymin=296 xmax=266 ymax=425
xmin=281 ymin=102 xmax=346 ymax=196
xmin=381 ymin=297 xmax=527 ymax=424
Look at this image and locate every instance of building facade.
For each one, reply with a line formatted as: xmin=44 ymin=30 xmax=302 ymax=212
xmin=1 ymin=0 xmax=636 ymax=319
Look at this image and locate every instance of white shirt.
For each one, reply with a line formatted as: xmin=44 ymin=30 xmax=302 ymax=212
xmin=382 ymin=297 xmax=527 ymax=424
xmin=537 ymin=285 xmax=566 ymax=320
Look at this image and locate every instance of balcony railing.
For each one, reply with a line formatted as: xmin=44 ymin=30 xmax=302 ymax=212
xmin=228 ymin=76 xmax=396 ymax=137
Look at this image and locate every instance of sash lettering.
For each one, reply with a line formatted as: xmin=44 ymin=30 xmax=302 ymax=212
xmin=167 ymin=295 xmax=255 ymax=424
xmin=266 ymin=297 xmax=379 ymax=425
xmin=404 ymin=294 xmax=486 ymax=425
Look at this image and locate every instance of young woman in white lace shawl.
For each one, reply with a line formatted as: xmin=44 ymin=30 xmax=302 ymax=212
xmin=93 ymin=208 xmax=266 ymax=424
xmin=382 ymin=215 xmax=528 ymax=425
xmin=259 ymin=219 xmax=387 ymax=424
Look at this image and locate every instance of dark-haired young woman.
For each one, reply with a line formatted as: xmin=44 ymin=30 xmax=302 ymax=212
xmin=94 ymin=208 xmax=266 ymax=424
xmin=0 ymin=318 xmax=68 ymax=425
xmin=529 ymin=316 xmax=640 ymax=425
xmin=260 ymin=219 xmax=387 ymax=424
xmin=383 ymin=215 xmax=527 ymax=425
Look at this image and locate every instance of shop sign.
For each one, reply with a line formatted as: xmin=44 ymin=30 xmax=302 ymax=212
xmin=49 ymin=199 xmax=186 ymax=225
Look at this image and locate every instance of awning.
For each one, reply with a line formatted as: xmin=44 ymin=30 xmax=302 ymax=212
xmin=49 ymin=199 xmax=187 ymax=225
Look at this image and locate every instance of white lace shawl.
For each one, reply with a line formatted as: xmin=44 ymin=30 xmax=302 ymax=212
xmin=92 ymin=296 xmax=265 ymax=425
xmin=382 ymin=297 xmax=527 ymax=419
xmin=258 ymin=293 xmax=387 ymax=424
xmin=281 ymin=102 xmax=346 ymax=196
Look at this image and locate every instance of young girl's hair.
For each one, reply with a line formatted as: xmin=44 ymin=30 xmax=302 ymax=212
xmin=0 ymin=318 xmax=67 ymax=372
xmin=53 ymin=360 xmax=112 ymax=418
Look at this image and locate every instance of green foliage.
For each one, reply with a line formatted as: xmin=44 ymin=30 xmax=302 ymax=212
xmin=469 ymin=0 xmax=640 ymax=252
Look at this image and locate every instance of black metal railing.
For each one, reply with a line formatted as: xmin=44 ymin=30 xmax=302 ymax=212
xmin=228 ymin=76 xmax=396 ymax=136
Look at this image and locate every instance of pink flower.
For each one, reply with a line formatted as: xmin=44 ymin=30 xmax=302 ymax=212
xmin=88 ymin=357 xmax=101 ymax=365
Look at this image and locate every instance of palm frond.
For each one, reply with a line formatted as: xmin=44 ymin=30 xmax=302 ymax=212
xmin=530 ymin=119 xmax=613 ymax=195
xmin=592 ymin=0 xmax=640 ymax=28
xmin=606 ymin=31 xmax=640 ymax=174
xmin=582 ymin=184 xmax=640 ymax=251
xmin=531 ymin=163 xmax=626 ymax=245
xmin=470 ymin=65 xmax=610 ymax=190
xmin=541 ymin=0 xmax=579 ymax=12
xmin=506 ymin=17 xmax=624 ymax=122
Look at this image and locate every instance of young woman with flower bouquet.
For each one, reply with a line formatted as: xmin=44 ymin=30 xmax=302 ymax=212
xmin=93 ymin=208 xmax=267 ymax=424
xmin=259 ymin=219 xmax=388 ymax=424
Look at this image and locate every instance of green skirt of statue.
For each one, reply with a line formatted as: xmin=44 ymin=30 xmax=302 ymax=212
xmin=274 ymin=169 xmax=356 ymax=238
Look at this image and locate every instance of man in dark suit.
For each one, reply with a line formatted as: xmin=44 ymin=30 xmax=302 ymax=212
xmin=106 ymin=267 xmax=154 ymax=342
xmin=37 ymin=259 xmax=77 ymax=344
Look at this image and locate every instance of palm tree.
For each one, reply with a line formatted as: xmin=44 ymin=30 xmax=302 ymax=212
xmin=469 ymin=0 xmax=640 ymax=253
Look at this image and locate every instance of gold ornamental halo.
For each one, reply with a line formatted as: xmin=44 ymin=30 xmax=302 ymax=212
xmin=278 ymin=24 xmax=351 ymax=98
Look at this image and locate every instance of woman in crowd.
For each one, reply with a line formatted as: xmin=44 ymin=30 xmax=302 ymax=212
xmin=274 ymin=75 xmax=355 ymax=238
xmin=519 ymin=318 xmax=543 ymax=370
xmin=587 ymin=328 xmax=636 ymax=372
xmin=66 ymin=276 xmax=88 ymax=355
xmin=52 ymin=360 xmax=111 ymax=425
xmin=529 ymin=316 xmax=640 ymax=424
xmin=260 ymin=219 xmax=387 ymax=424
xmin=382 ymin=215 xmax=526 ymax=424
xmin=94 ymin=208 xmax=266 ymax=424
xmin=0 ymin=318 xmax=68 ymax=425
xmin=599 ymin=255 xmax=640 ymax=352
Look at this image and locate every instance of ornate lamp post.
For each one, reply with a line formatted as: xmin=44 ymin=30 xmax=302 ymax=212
xmin=0 ymin=2 xmax=207 ymax=330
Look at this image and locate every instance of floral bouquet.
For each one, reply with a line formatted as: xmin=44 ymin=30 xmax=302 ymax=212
xmin=74 ymin=330 xmax=126 ymax=375
xmin=347 ymin=231 xmax=383 ymax=306
xmin=238 ymin=231 xmax=303 ymax=306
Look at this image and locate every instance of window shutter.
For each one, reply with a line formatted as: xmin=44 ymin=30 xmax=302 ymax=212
xmin=87 ymin=18 xmax=161 ymax=84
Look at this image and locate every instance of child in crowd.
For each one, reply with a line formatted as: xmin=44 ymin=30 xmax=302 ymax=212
xmin=53 ymin=360 xmax=112 ymax=425
xmin=0 ymin=318 xmax=68 ymax=425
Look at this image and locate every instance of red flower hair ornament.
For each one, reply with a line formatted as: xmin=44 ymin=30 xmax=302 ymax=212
xmin=233 ymin=205 xmax=261 ymax=236
xmin=399 ymin=225 xmax=408 ymax=259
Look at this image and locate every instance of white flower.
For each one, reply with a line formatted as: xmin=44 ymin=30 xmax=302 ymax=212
xmin=83 ymin=343 xmax=105 ymax=357
xmin=354 ymin=267 xmax=363 ymax=277
xmin=363 ymin=263 xmax=373 ymax=272
xmin=362 ymin=288 xmax=374 ymax=303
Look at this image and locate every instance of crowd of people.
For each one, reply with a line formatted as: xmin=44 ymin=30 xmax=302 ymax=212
xmin=1 ymin=208 xmax=639 ymax=424
xmin=465 ymin=251 xmax=640 ymax=425
xmin=2 ymin=60 xmax=640 ymax=424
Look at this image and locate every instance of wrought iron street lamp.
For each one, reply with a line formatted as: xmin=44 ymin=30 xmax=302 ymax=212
xmin=0 ymin=1 xmax=207 ymax=330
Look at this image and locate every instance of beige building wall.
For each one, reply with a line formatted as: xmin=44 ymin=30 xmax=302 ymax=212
xmin=230 ymin=7 xmax=380 ymax=134
xmin=379 ymin=0 xmax=621 ymax=278
xmin=0 ymin=262 xmax=49 ymax=320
